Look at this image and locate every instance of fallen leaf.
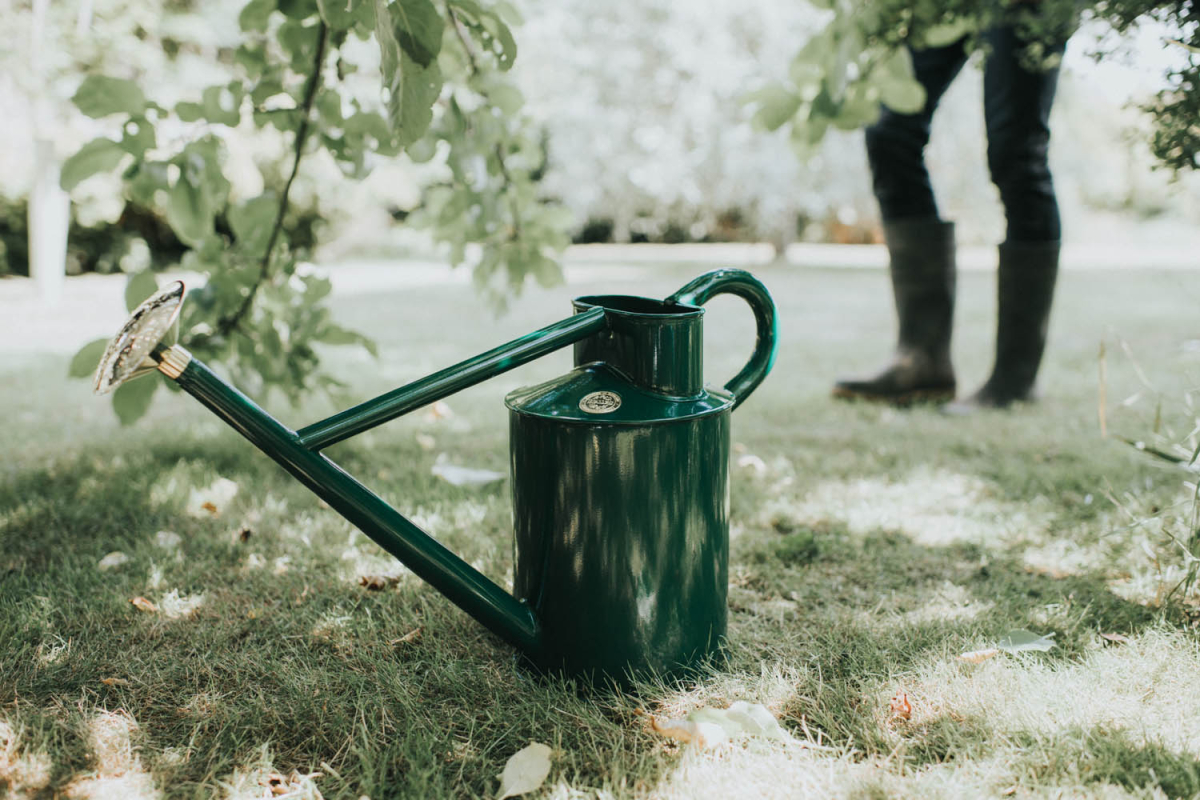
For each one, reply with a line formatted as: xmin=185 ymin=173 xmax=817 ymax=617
xmin=737 ymin=454 xmax=767 ymax=474
xmin=687 ymin=702 xmax=792 ymax=742
xmin=432 ymin=455 xmax=505 ymax=487
xmin=426 ymin=401 xmax=455 ymax=422
xmin=98 ymin=552 xmax=129 ymax=571
xmin=185 ymin=477 xmax=239 ymax=518
xmin=100 ymin=677 xmax=130 ymax=686
xmin=155 ymin=530 xmax=182 ymax=549
xmin=159 ymin=589 xmax=205 ymax=619
xmin=889 ymin=692 xmax=912 ymax=721
xmin=389 ymin=628 xmax=422 ymax=646
xmin=234 ymin=526 xmax=252 ymax=543
xmin=496 ymin=742 xmax=552 ymax=799
xmin=416 ymin=433 xmax=437 ymax=451
xmin=996 ymin=629 xmax=1056 ymax=653
xmin=130 ymin=597 xmax=157 ymax=613
xmin=359 ymin=574 xmax=402 ymax=591
xmin=959 ymin=648 xmax=1001 ymax=664
xmin=650 ymin=716 xmax=728 ymax=748
xmin=1100 ymin=632 xmax=1131 ymax=645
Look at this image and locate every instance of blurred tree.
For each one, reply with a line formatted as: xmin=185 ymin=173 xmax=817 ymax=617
xmin=749 ymin=0 xmax=1199 ymax=172
xmin=58 ymin=0 xmax=572 ymax=423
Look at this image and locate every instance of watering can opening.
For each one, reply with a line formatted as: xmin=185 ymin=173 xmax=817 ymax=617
xmin=90 ymin=269 xmax=778 ymax=683
xmin=572 ymin=294 xmax=703 ymax=318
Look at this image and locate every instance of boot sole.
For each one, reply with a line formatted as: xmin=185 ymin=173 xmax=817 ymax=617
xmin=831 ymin=385 xmax=957 ymax=406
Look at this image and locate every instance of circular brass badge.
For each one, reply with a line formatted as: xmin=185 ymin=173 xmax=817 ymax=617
xmin=579 ymin=391 xmax=621 ymax=414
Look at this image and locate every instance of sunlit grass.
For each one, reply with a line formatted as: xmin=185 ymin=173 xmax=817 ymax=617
xmin=2 ymin=264 xmax=1199 ymax=798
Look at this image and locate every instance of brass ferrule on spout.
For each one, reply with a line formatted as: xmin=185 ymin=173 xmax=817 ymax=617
xmin=155 ymin=345 xmax=192 ymax=380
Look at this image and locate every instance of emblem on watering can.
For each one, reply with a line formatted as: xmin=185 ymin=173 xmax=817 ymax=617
xmin=92 ymin=268 xmax=777 ymax=682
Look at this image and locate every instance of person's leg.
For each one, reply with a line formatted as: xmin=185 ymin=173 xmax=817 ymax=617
xmin=947 ymin=23 xmax=1066 ymax=412
xmin=834 ymin=41 xmax=971 ymax=404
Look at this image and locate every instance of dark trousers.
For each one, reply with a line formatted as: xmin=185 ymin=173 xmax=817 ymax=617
xmin=865 ymin=27 xmax=1066 ymax=243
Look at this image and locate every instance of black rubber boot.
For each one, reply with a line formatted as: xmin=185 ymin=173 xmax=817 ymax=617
xmin=832 ymin=218 xmax=957 ymax=405
xmin=943 ymin=240 xmax=1060 ymax=413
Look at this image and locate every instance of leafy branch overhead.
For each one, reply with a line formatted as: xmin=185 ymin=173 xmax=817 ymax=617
xmin=753 ymin=0 xmax=1200 ymax=171
xmin=62 ymin=0 xmax=572 ymax=424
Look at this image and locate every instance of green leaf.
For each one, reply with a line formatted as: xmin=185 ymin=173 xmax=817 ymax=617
xmin=317 ymin=322 xmax=378 ymax=356
xmin=60 ymin=138 xmax=127 ymax=191
xmin=200 ymin=85 xmax=243 ymax=126
xmin=72 ymin=75 xmax=147 ymax=118
xmin=112 ymin=375 xmax=160 ymax=425
xmin=176 ymin=101 xmax=205 ymax=122
xmin=389 ymin=0 xmax=443 ymax=67
xmin=119 ymin=117 xmax=157 ymax=157
xmin=485 ymin=81 xmax=523 ymax=115
xmin=747 ymin=85 xmax=802 ymax=131
xmin=921 ymin=18 xmax=974 ymax=49
xmin=127 ymin=161 xmax=170 ymax=206
xmin=278 ymin=0 xmax=318 ymax=20
xmin=239 ymin=0 xmax=276 ymax=31
xmin=873 ymin=47 xmax=926 ymax=114
xmin=317 ymin=0 xmax=364 ymax=29
xmin=380 ymin=39 xmax=443 ymax=147
xmin=996 ymin=629 xmax=1057 ymax=653
xmin=448 ymin=0 xmax=516 ymax=70
xmin=69 ymin=338 xmax=109 ymax=379
xmin=167 ymin=172 xmax=212 ymax=246
xmin=876 ymin=76 xmax=926 ymax=114
xmin=124 ymin=270 xmax=159 ymax=312
xmin=230 ymin=194 xmax=278 ymax=255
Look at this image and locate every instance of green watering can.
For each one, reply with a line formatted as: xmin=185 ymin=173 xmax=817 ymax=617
xmin=93 ymin=269 xmax=777 ymax=681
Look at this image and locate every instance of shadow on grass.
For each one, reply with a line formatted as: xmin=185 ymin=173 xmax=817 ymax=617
xmin=2 ymin=432 xmax=1196 ymax=797
xmin=1012 ymin=725 xmax=1200 ymax=797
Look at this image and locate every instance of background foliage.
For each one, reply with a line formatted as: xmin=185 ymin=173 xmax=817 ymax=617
xmin=57 ymin=0 xmax=571 ymax=422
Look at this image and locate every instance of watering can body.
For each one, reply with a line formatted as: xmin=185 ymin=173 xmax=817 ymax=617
xmin=508 ymin=296 xmax=732 ymax=677
xmin=93 ymin=269 xmax=776 ymax=683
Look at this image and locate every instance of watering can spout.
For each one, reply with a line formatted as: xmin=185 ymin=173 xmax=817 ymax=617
xmin=92 ymin=280 xmax=548 ymax=655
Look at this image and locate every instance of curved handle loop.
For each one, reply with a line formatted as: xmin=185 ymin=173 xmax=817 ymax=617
xmin=667 ymin=268 xmax=778 ymax=409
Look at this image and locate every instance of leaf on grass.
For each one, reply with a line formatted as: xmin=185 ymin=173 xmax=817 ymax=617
xmin=234 ymin=526 xmax=253 ymax=543
xmin=650 ymin=716 xmax=729 ymax=748
xmin=98 ymin=552 xmax=130 ymax=571
xmin=650 ymin=702 xmax=790 ymax=748
xmin=690 ymin=702 xmax=792 ymax=741
xmin=432 ymin=455 xmax=505 ymax=487
xmin=130 ymin=597 xmax=158 ymax=613
xmin=101 ymin=677 xmax=130 ymax=686
xmin=959 ymin=647 xmax=1000 ymax=664
xmin=359 ymin=574 xmax=402 ymax=591
xmin=389 ymin=627 xmax=422 ymax=646
xmin=155 ymin=530 xmax=182 ymax=549
xmin=425 ymin=400 xmax=455 ymax=421
xmin=996 ymin=629 xmax=1056 ymax=653
xmin=186 ymin=477 xmax=239 ymax=518
xmin=496 ymin=742 xmax=552 ymax=799
xmin=737 ymin=454 xmax=767 ymax=474
xmin=1100 ymin=632 xmax=1131 ymax=645
xmin=889 ymin=692 xmax=912 ymax=721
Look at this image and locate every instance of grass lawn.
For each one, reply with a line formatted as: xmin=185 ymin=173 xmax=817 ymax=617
xmin=2 ymin=262 xmax=1199 ymax=799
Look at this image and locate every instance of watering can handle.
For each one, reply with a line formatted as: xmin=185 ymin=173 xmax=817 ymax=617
xmin=667 ymin=269 xmax=778 ymax=410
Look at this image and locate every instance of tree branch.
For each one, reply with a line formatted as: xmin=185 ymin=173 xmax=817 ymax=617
xmin=205 ymin=22 xmax=330 ymax=343
xmin=446 ymin=3 xmax=522 ymax=241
